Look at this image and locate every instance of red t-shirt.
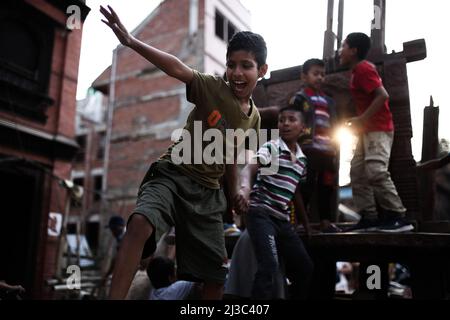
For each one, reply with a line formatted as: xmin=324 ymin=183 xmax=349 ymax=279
xmin=350 ymin=60 xmax=394 ymax=132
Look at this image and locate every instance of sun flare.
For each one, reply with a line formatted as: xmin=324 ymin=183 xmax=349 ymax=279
xmin=334 ymin=126 xmax=358 ymax=186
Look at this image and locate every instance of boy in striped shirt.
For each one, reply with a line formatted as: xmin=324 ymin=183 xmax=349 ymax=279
xmin=235 ymin=106 xmax=313 ymax=299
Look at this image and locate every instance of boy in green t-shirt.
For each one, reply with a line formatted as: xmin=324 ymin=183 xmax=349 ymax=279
xmin=100 ymin=6 xmax=267 ymax=299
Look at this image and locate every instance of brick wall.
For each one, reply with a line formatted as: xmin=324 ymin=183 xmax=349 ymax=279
xmin=0 ymin=1 xmax=89 ymax=298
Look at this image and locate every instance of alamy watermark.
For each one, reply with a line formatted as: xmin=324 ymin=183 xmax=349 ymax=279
xmin=366 ymin=264 xmax=381 ymax=290
xmin=66 ymin=5 xmax=81 ymax=30
xmin=170 ymin=122 xmax=280 ymax=175
xmin=66 ymin=265 xmax=81 ymax=290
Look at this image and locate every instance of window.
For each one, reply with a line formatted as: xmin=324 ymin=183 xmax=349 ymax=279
xmin=73 ymin=178 xmax=84 ymax=190
xmin=93 ymin=175 xmax=103 ymax=202
xmin=71 ymin=177 xmax=84 ymax=207
xmin=215 ymin=10 xmax=239 ymax=43
xmin=215 ymin=10 xmax=225 ymax=40
xmin=227 ymin=22 xmax=236 ymax=42
xmin=67 ymin=223 xmax=77 ymax=234
xmin=0 ymin=1 xmax=55 ymax=122
xmin=97 ymin=132 xmax=105 ymax=160
xmin=85 ymin=222 xmax=100 ymax=254
xmin=75 ymin=136 xmax=86 ymax=162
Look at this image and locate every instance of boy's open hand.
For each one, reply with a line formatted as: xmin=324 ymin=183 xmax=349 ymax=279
xmin=100 ymin=5 xmax=134 ymax=47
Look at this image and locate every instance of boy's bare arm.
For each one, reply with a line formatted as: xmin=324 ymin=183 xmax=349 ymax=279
xmin=347 ymin=86 xmax=389 ymax=127
xmin=224 ymin=163 xmax=239 ymax=211
xmin=100 ymin=5 xmax=193 ymax=84
xmin=234 ymin=163 xmax=259 ymax=214
xmin=294 ymin=186 xmax=311 ymax=237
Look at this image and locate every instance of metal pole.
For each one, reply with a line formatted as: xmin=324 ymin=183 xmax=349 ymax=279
xmin=98 ymin=47 xmax=117 ymax=280
xmin=55 ymin=190 xmax=72 ymax=278
xmin=337 ymin=0 xmax=344 ymax=49
xmin=101 ymin=47 xmax=117 ymax=221
xmin=326 ymin=0 xmax=334 ymax=30
xmin=323 ymin=0 xmax=335 ymax=59
xmin=371 ymin=0 xmax=386 ymax=55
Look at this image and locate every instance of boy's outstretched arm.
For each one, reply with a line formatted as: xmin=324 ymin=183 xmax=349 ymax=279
xmin=100 ymin=5 xmax=193 ymax=84
xmin=294 ymin=186 xmax=311 ymax=238
xmin=224 ymin=163 xmax=239 ymax=216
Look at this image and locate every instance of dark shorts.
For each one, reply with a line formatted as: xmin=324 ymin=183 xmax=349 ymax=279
xmin=131 ymin=161 xmax=228 ymax=283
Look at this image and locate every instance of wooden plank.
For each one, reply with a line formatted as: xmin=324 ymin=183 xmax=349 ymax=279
xmin=303 ymin=232 xmax=450 ymax=299
xmin=303 ymin=232 xmax=450 ymax=249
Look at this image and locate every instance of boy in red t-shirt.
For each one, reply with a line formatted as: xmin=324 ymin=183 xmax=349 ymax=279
xmin=339 ymin=32 xmax=413 ymax=232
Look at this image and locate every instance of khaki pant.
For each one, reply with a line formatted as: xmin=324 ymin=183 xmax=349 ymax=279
xmin=350 ymin=131 xmax=406 ymax=218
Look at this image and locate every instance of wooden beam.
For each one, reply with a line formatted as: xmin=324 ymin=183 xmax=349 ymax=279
xmin=323 ymin=0 xmax=335 ymax=59
xmin=371 ymin=0 xmax=386 ymax=55
xmin=419 ymin=99 xmax=439 ymax=221
xmin=337 ymin=0 xmax=344 ymax=49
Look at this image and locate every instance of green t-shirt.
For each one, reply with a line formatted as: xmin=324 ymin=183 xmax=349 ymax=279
xmin=160 ymin=70 xmax=261 ymax=189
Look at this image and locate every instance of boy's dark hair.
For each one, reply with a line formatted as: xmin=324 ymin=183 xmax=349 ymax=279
xmin=279 ymin=105 xmax=304 ymax=122
xmin=226 ymin=31 xmax=267 ymax=68
xmin=302 ymin=58 xmax=325 ymax=75
xmin=345 ymin=32 xmax=371 ymax=60
xmin=147 ymin=257 xmax=175 ymax=289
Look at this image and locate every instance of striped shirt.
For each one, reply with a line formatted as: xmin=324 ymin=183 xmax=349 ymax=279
xmin=249 ymin=138 xmax=307 ymax=221
xmin=304 ymin=87 xmax=332 ymax=146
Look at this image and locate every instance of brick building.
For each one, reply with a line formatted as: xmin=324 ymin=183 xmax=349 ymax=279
xmin=92 ymin=0 xmax=250 ymax=222
xmin=0 ymin=0 xmax=90 ymax=298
